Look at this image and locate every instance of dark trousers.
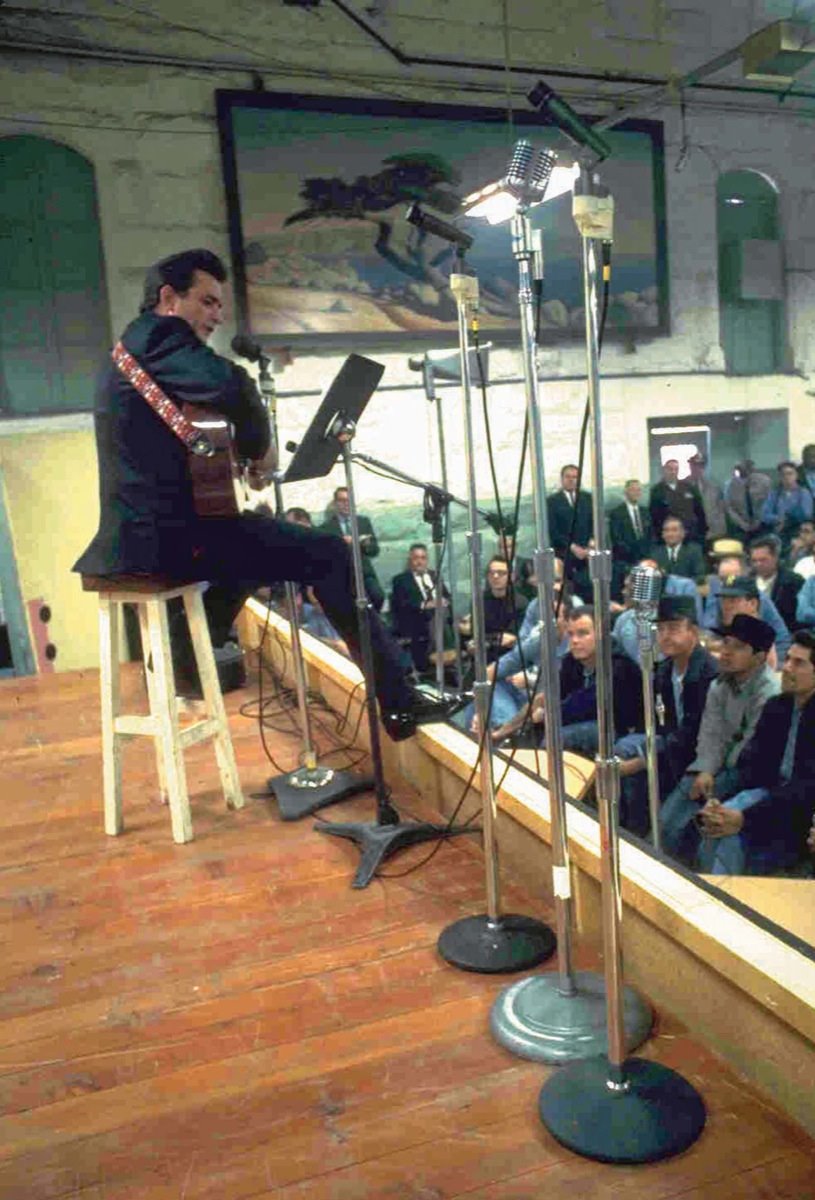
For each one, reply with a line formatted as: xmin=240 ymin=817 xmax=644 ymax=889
xmin=167 ymin=512 xmax=412 ymax=712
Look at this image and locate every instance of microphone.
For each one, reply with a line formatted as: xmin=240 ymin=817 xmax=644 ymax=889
xmin=505 ymin=140 xmax=534 ymax=190
xmin=231 ymin=333 xmax=268 ymax=363
xmin=629 ymin=564 xmax=663 ymax=618
xmin=405 ymin=203 xmax=474 ymax=251
xmin=527 ymin=80 xmax=612 ymax=163
xmin=530 ymin=148 xmax=557 ymax=198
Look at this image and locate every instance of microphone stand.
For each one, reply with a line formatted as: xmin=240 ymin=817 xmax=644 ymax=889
xmin=351 ymin=449 xmax=494 ymax=700
xmin=314 ymin=416 xmax=475 ymax=888
xmin=258 ymin=357 xmax=374 ymax=820
xmin=422 ymin=362 xmax=464 ymax=690
xmin=538 ymin=164 xmax=705 ymax=1164
xmin=436 ymin=264 xmax=556 ymax=973
xmin=491 ymin=194 xmax=651 ymax=1064
xmin=632 ymin=571 xmax=663 ymax=850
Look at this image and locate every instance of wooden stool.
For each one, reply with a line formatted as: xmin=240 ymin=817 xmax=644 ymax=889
xmin=82 ymin=575 xmax=244 ymax=843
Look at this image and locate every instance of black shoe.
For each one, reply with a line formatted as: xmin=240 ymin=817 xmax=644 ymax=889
xmin=381 ymin=688 xmax=462 ymax=743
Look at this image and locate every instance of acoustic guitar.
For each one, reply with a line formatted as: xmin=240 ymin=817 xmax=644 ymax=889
xmin=183 ymin=405 xmax=275 ymax=518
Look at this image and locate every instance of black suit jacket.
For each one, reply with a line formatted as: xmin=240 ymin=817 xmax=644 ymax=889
xmin=320 ymin=513 xmax=382 ymax=607
xmin=559 ymin=651 xmax=644 ymax=736
xmin=650 ymin=541 xmax=706 ymax=582
xmin=609 ymin=502 xmax=651 ymax=566
xmin=390 ymin=570 xmax=448 ymax=639
xmin=547 ymin=490 xmax=593 ymax=557
xmin=73 ymin=312 xmax=269 ymax=577
xmin=655 ymin=645 xmax=719 ymax=789
xmin=320 ymin=513 xmax=379 ymax=558
xmin=736 ymin=693 xmax=815 ymax=867
xmin=769 ymin=567 xmax=804 ymax=631
xmin=649 ymin=480 xmax=707 ymax=543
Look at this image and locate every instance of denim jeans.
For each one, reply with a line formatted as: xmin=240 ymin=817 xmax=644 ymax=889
xmin=660 ymin=766 xmax=742 ymax=867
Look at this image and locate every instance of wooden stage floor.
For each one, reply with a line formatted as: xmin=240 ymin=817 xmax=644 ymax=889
xmin=2 ymin=666 xmax=815 ymax=1199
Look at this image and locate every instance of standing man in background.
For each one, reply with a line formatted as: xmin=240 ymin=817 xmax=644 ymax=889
xmin=548 ymin=464 xmax=593 ymax=603
xmin=649 ymin=458 xmax=707 ymax=545
xmin=321 ymin=485 xmax=384 ymax=611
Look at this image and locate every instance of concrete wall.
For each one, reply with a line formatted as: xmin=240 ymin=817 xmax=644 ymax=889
xmin=2 ymin=52 xmax=815 ymax=667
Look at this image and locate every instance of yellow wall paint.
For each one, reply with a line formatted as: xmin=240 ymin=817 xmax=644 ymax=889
xmin=0 ymin=427 xmax=100 ymax=671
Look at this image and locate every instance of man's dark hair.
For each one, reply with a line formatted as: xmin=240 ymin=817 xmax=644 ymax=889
xmin=777 ymin=460 xmax=798 ymax=473
xmin=662 ymin=514 xmax=685 ymax=529
xmin=409 ymin=542 xmax=427 ymax=553
xmin=141 ymin=249 xmax=227 ymax=312
xmin=749 ymin=534 xmax=781 ymax=557
xmin=624 ymin=478 xmax=641 ymax=489
xmin=792 ymin=630 xmax=815 ymax=665
xmin=561 ymin=463 xmax=579 ymax=477
xmin=284 ymin=506 xmax=311 ymax=525
xmin=567 ymin=605 xmax=595 ymax=624
xmin=333 ymin=486 xmax=349 ymax=500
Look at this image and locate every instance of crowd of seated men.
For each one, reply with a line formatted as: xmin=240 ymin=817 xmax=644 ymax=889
xmin=269 ymin=449 xmax=815 ymax=879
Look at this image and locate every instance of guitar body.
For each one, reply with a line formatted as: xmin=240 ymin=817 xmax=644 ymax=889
xmin=182 ymin=404 xmax=249 ymax=518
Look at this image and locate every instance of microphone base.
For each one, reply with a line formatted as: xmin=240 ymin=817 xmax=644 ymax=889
xmin=490 ymin=969 xmax=652 ymax=1063
xmin=539 ymin=1055 xmax=706 ymax=1164
xmin=437 ymin=914 xmax=556 ymax=974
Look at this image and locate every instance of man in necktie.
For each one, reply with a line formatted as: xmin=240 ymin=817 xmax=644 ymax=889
xmin=390 ymin=543 xmax=450 ymax=674
xmin=652 ymin=516 xmax=705 ymax=583
xmin=609 ymin=479 xmax=651 ymax=601
xmin=547 ymin=463 xmax=593 ymax=602
xmin=321 ymin=485 xmax=384 ymax=610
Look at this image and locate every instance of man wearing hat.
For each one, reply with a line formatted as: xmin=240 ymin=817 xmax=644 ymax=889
xmin=660 ymin=613 xmax=779 ymax=867
xmin=698 ymin=630 xmax=815 ymax=875
xmin=615 ymin=595 xmax=719 ymax=836
xmin=702 ymin=573 xmax=791 ymax=665
xmin=688 ymin=451 xmax=727 ymax=541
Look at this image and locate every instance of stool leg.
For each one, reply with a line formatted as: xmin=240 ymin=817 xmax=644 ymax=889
xmin=184 ymin=589 xmax=244 ymax=812
xmin=138 ymin=604 xmax=169 ymax=806
xmin=146 ymin=597 xmax=193 ymax=843
xmin=99 ymin=595 xmax=123 ymax=835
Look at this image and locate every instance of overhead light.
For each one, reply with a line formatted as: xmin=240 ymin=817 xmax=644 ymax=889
xmin=462 ymin=140 xmax=575 ymax=225
xmin=724 ymin=196 xmax=746 ymax=206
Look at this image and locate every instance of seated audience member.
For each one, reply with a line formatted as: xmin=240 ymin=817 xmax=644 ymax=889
xmin=612 ymin=560 xmax=702 ymax=666
xmin=749 ymin=534 xmax=803 ymax=631
xmin=760 ymin=461 xmax=813 ymax=551
xmin=321 ymin=485 xmax=384 ymax=611
xmin=390 ymin=542 xmax=449 ymax=674
xmin=697 ymin=631 xmax=815 ymax=875
xmin=459 ymin=556 xmax=527 ymax=666
xmin=790 ymin=519 xmax=815 ymax=578
xmin=660 ymin=615 xmax=779 ymax=867
xmin=609 ymin=479 xmax=651 ymax=601
xmin=724 ymin=460 xmax=772 ymax=541
xmin=518 ymin=605 xmax=643 ymax=758
xmin=702 ymin=573 xmax=790 ymax=665
xmin=466 ymin=579 xmax=572 ymax=732
xmin=649 ymin=458 xmax=707 ymax=545
xmin=615 ymin=596 xmax=718 ymax=836
xmin=650 ymin=516 xmax=706 ymax=583
xmin=497 ymin=533 xmax=537 ymax=604
xmin=796 ymin=571 xmax=815 ymax=629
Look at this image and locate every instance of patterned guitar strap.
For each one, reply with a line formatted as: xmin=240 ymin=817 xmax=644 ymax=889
xmin=111 ymin=341 xmax=215 ymax=458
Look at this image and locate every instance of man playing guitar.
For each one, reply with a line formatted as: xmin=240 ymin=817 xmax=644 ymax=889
xmin=73 ymin=248 xmax=452 ymax=739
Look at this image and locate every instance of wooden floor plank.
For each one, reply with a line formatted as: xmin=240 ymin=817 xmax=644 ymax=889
xmin=1 ymin=667 xmax=813 ymax=1200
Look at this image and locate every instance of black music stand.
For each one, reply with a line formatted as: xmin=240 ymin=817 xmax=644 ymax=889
xmin=281 ymin=354 xmax=474 ymax=888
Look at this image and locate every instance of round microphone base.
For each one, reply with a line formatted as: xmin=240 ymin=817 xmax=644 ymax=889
xmin=539 ymin=1055 xmax=706 ymax=1164
xmin=491 ymin=969 xmax=652 ymax=1064
xmin=437 ymin=913 xmax=556 ymax=974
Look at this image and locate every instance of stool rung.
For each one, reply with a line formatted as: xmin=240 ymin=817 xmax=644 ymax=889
xmin=177 ymin=718 xmax=222 ymax=749
xmin=114 ymin=714 xmax=159 ymax=737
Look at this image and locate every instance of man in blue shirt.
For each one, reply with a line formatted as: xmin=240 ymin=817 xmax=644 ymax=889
xmin=702 ymin=574 xmax=790 ymax=666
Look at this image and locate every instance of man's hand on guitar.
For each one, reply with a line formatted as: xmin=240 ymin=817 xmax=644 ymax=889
xmin=246 ymin=446 xmax=277 ymax=490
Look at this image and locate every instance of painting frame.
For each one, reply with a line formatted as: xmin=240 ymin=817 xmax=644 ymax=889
xmin=216 ymin=88 xmax=669 ymax=350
